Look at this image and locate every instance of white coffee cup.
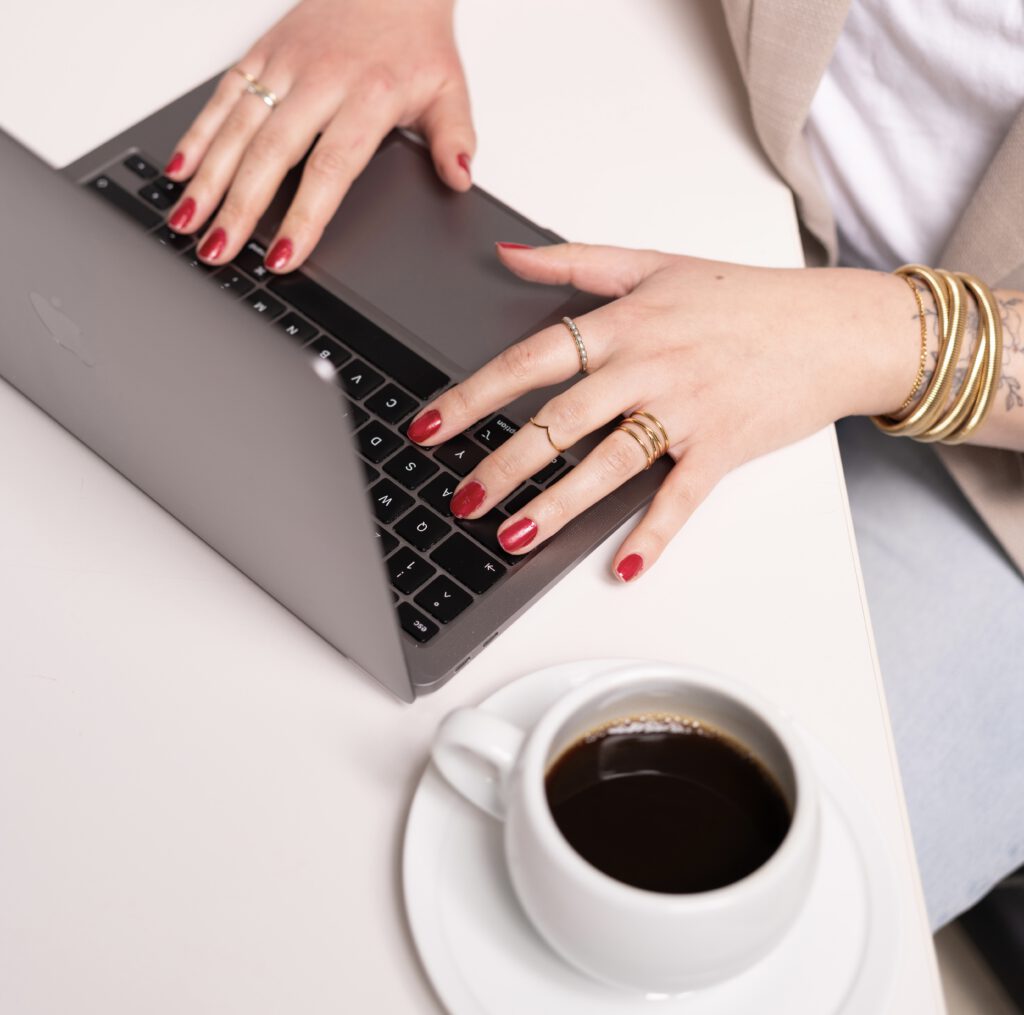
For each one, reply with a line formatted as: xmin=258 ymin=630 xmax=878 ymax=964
xmin=431 ymin=661 xmax=820 ymax=994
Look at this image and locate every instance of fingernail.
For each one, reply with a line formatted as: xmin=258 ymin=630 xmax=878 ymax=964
xmin=164 ymin=152 xmax=185 ymax=176
xmin=451 ymin=481 xmax=485 ymax=518
xmin=457 ymin=153 xmax=472 ymax=178
xmin=198 ymin=227 xmax=227 ymax=262
xmin=266 ymin=237 xmax=293 ymax=272
xmin=499 ymin=517 xmax=538 ymax=552
xmin=168 ymin=197 xmax=195 ymax=231
xmin=615 ymin=553 xmax=644 ymax=582
xmin=496 ymin=241 xmax=533 ymax=251
xmin=407 ymin=409 xmax=442 ymax=444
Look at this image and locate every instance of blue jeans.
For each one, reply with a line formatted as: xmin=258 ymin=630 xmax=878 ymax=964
xmin=837 ymin=417 xmax=1024 ymax=930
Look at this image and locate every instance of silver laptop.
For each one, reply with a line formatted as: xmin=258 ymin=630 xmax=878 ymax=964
xmin=0 ymin=74 xmax=668 ymax=701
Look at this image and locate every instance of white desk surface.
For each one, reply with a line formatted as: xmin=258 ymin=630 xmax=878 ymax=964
xmin=0 ymin=1 xmax=944 ymax=1012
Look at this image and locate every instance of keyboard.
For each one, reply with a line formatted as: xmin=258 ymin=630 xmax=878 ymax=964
xmin=83 ymin=150 xmax=571 ymax=646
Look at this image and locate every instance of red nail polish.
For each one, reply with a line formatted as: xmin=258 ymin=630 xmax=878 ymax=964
xmin=499 ymin=517 xmax=538 ymax=552
xmin=164 ymin=152 xmax=185 ymax=176
xmin=198 ymin=227 xmax=227 ymax=262
xmin=496 ymin=241 xmax=533 ymax=251
xmin=407 ymin=409 xmax=442 ymax=444
xmin=451 ymin=481 xmax=485 ymax=518
xmin=266 ymin=237 xmax=293 ymax=272
xmin=615 ymin=553 xmax=644 ymax=582
xmin=457 ymin=153 xmax=471 ymax=177
xmin=168 ymin=197 xmax=195 ymax=232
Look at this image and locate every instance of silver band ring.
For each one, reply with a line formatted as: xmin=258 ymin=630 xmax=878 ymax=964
xmin=561 ymin=316 xmax=589 ymax=375
xmin=233 ymin=67 xmax=280 ymax=109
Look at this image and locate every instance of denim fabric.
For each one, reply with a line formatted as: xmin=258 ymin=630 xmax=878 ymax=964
xmin=837 ymin=416 xmax=1024 ymax=929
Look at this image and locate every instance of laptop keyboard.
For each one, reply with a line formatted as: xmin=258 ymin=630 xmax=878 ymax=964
xmin=84 ymin=150 xmax=571 ymax=646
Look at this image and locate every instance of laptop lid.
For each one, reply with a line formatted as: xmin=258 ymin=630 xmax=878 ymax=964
xmin=0 ymin=128 xmax=416 ymax=701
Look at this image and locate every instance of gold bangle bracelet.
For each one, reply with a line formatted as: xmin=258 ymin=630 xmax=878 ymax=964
xmin=941 ymin=274 xmax=1002 ymax=445
xmin=872 ymin=265 xmax=966 ymax=438
xmin=894 ymin=276 xmax=930 ymax=414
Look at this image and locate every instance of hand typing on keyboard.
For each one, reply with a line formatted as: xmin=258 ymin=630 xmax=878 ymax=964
xmin=160 ymin=0 xmax=474 ymax=274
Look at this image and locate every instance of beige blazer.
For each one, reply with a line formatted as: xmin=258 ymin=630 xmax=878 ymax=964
xmin=720 ymin=0 xmax=1024 ymax=573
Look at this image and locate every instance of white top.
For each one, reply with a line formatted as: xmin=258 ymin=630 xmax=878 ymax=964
xmin=806 ymin=0 xmax=1024 ymax=270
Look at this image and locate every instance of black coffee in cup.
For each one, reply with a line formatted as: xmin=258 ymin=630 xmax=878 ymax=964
xmin=545 ymin=716 xmax=791 ymax=893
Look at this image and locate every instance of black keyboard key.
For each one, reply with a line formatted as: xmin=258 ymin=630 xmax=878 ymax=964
xmin=374 ymin=528 xmax=398 ymax=556
xmin=275 ymin=312 xmax=317 ymax=344
xmin=347 ymin=402 xmax=369 ymax=429
xmin=431 ymin=533 xmax=506 ymax=594
xmin=388 ymin=547 xmax=436 ymax=594
xmin=306 ymin=335 xmax=350 ymax=372
xmin=123 ymin=153 xmax=158 ymax=179
xmin=340 ymin=359 xmax=384 ymax=399
xmin=420 ymin=472 xmax=460 ymax=515
xmin=184 ymin=251 xmax=217 ymax=273
xmin=153 ymin=224 xmax=193 ymax=252
xmin=474 ymin=415 xmax=519 ymax=450
xmin=245 ymin=290 xmax=285 ymax=320
xmin=398 ymin=603 xmax=439 ymax=643
xmin=457 ymin=510 xmax=522 ymax=565
xmin=212 ymin=266 xmax=253 ymax=296
xmin=369 ymin=479 xmax=413 ymax=524
xmin=504 ymin=485 xmax=539 ymax=516
xmin=434 ymin=435 xmax=487 ymax=477
xmin=384 ymin=446 xmax=439 ymax=490
xmin=362 ymin=462 xmax=379 ymax=484
xmin=137 ymin=181 xmax=173 ymax=210
xmin=267 ymin=272 xmax=449 ymax=399
xmin=415 ymin=576 xmax=473 ymax=625
xmin=152 ymin=175 xmax=183 ymax=201
xmin=532 ymin=456 xmax=567 ymax=486
xmin=366 ymin=384 xmax=418 ymax=425
xmin=357 ymin=421 xmax=402 ymax=463
xmin=396 ymin=506 xmax=451 ymax=552
xmin=87 ymin=174 xmax=161 ymax=229
xmin=234 ymin=239 xmax=272 ymax=281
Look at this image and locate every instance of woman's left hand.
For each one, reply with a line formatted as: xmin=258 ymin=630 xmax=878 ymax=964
xmin=406 ymin=242 xmax=920 ymax=581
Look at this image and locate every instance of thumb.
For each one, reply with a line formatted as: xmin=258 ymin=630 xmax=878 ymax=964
xmin=418 ymin=76 xmax=476 ymax=192
xmin=494 ymin=241 xmax=671 ymax=297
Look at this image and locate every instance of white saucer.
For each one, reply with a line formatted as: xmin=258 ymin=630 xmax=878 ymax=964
xmin=403 ymin=659 xmax=900 ymax=1014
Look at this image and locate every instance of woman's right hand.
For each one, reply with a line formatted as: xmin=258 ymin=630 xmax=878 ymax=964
xmin=162 ymin=0 xmax=475 ymax=273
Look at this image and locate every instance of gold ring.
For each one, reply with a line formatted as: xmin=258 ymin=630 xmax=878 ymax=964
xmin=233 ymin=67 xmax=280 ymax=109
xmin=529 ymin=417 xmax=569 ymax=454
xmin=561 ymin=317 xmax=589 ymax=375
xmin=615 ymin=411 xmax=670 ymax=470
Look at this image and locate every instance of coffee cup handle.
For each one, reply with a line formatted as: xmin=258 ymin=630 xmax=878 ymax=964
xmin=431 ymin=708 xmax=525 ymax=820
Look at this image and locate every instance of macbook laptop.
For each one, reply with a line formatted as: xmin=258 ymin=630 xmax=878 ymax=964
xmin=0 ymin=74 xmax=669 ymax=701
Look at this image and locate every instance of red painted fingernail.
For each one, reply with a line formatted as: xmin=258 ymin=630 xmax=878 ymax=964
xmin=168 ymin=197 xmax=195 ymax=231
xmin=457 ymin=153 xmax=472 ymax=178
xmin=496 ymin=241 xmax=533 ymax=251
xmin=407 ymin=409 xmax=442 ymax=444
xmin=615 ymin=553 xmax=644 ymax=582
xmin=266 ymin=238 xmax=293 ymax=272
xmin=499 ymin=517 xmax=538 ymax=552
xmin=451 ymin=481 xmax=486 ymax=518
xmin=198 ymin=227 xmax=227 ymax=262
xmin=164 ymin=152 xmax=185 ymax=176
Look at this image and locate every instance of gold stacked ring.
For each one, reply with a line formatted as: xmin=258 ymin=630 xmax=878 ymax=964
xmin=561 ymin=317 xmax=589 ymax=375
xmin=616 ymin=410 xmax=670 ymax=470
xmin=233 ymin=67 xmax=280 ymax=109
xmin=529 ymin=417 xmax=569 ymax=454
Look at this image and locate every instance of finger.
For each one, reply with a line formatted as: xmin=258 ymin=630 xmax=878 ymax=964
xmin=418 ymin=76 xmax=476 ymax=190
xmin=163 ymin=56 xmax=268 ymax=181
xmin=494 ymin=423 xmax=662 ymax=555
xmin=406 ymin=303 xmax=620 ymax=446
xmin=188 ymin=83 xmax=342 ymax=267
xmin=170 ymin=61 xmax=293 ymax=251
xmin=448 ymin=370 xmax=636 ymax=519
xmin=495 ymin=241 xmax=673 ymax=298
xmin=262 ymin=72 xmax=404 ymax=273
xmin=611 ymin=449 xmax=726 ymax=582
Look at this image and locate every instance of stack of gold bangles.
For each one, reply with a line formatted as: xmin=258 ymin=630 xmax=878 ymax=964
xmin=872 ymin=264 xmax=1002 ymax=444
xmin=616 ymin=411 xmax=670 ymax=469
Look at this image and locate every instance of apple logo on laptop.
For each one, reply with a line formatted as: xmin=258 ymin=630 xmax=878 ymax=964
xmin=29 ymin=292 xmax=101 ymax=367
